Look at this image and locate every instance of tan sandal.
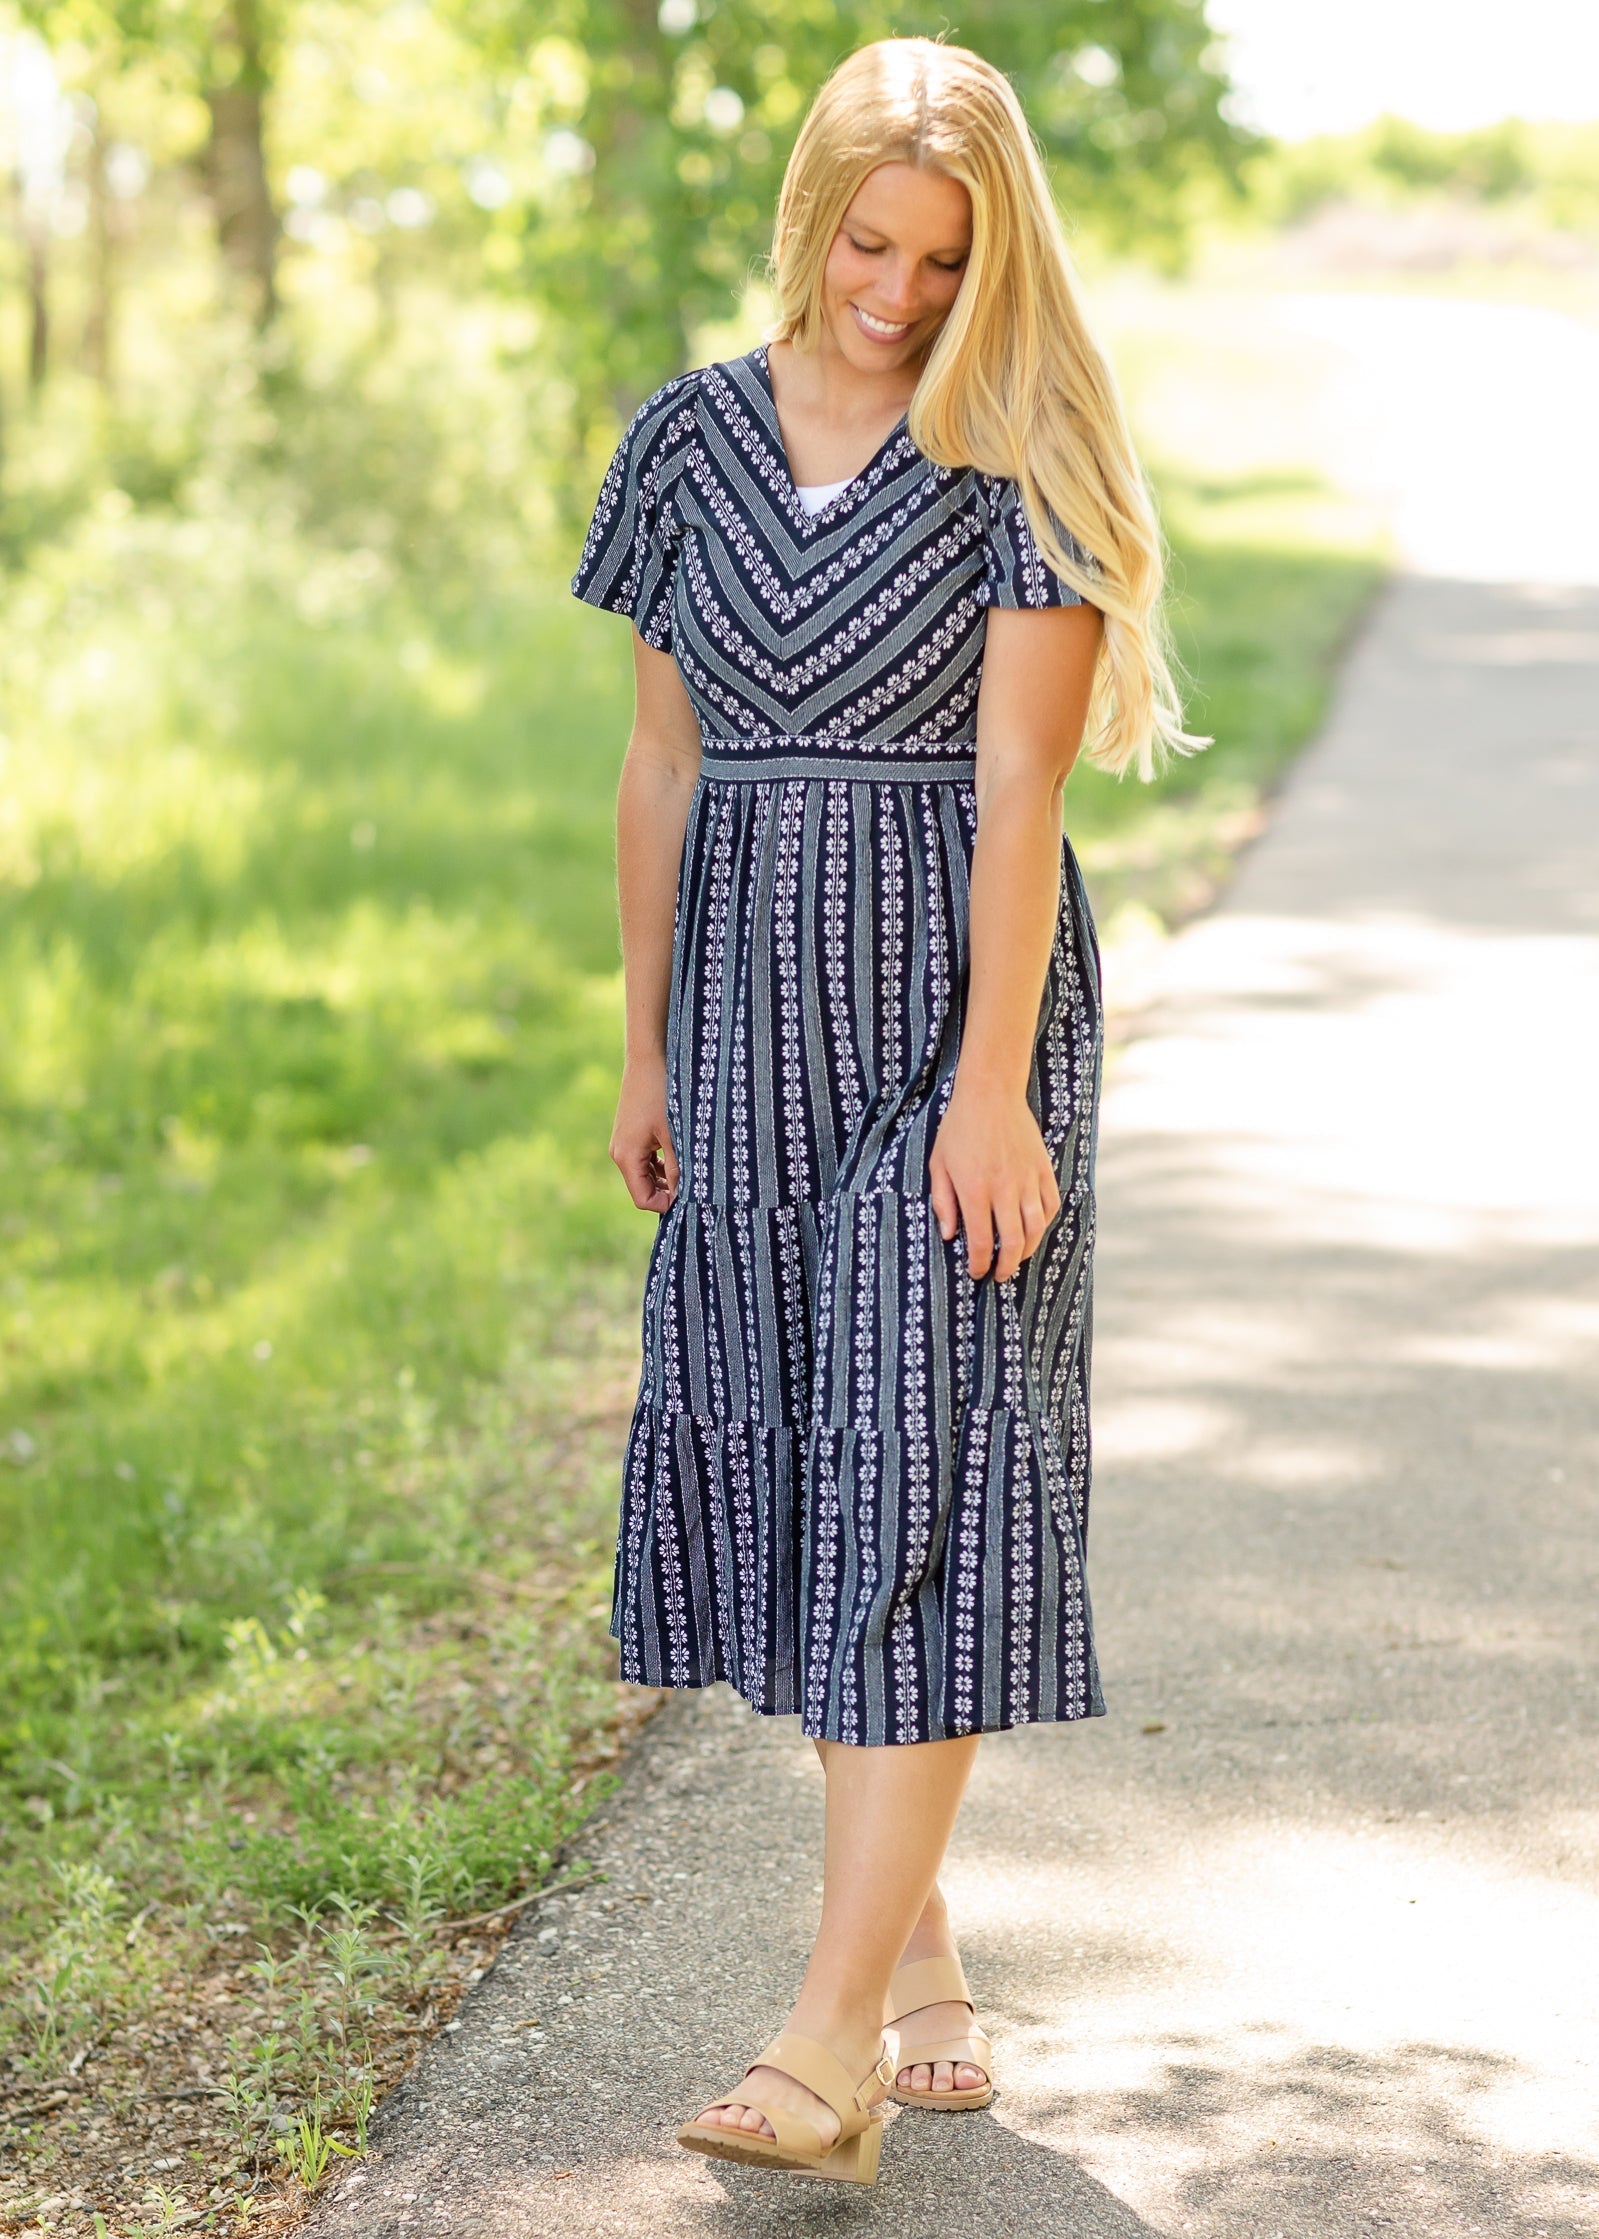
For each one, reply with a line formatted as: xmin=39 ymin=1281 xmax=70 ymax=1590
xmin=676 ymin=2033 xmax=895 ymax=2182
xmin=883 ymin=1956 xmax=994 ymax=2110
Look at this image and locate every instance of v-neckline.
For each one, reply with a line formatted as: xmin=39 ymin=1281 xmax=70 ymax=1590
xmin=750 ymin=342 xmax=913 ymax=533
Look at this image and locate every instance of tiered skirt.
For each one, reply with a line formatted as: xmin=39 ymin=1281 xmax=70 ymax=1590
xmin=614 ymin=743 xmax=1105 ymax=1744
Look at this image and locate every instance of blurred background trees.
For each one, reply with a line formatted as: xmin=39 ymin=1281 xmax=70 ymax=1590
xmin=0 ymin=0 xmax=1246 ymax=534
xmin=472 ymin=0 xmax=1244 ymax=452
xmin=8 ymin=0 xmax=1594 ymax=553
xmin=4 ymin=0 xmax=1597 ymax=554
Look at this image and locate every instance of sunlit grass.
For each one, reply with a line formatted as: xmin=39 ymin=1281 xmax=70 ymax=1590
xmin=1 ymin=529 xmax=651 ymax=1988
xmin=1070 ymin=464 xmax=1385 ymax=931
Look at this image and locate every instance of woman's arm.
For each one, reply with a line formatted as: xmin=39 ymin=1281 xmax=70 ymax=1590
xmin=930 ymin=601 xmax=1104 ymax=1281
xmin=611 ymin=631 xmax=703 ymax=1213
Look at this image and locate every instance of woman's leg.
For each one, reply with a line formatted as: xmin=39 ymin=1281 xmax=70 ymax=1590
xmin=885 ymin=1874 xmax=989 ymax=2097
xmin=697 ymin=1733 xmax=979 ymax=2142
xmin=806 ymin=1740 xmax=987 ymax=2098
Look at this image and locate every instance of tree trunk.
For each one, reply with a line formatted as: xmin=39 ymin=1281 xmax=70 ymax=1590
xmin=205 ymin=0 xmax=277 ymax=325
xmin=25 ymin=213 xmax=49 ymax=392
xmin=83 ymin=105 xmax=115 ymax=391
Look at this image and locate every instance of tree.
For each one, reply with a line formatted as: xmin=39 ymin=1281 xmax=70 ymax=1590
xmin=6 ymin=24 xmax=70 ymax=392
xmin=19 ymin=0 xmax=282 ymax=324
xmin=202 ymin=0 xmax=277 ymax=318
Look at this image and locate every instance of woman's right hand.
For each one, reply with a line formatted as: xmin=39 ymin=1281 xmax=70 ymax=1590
xmin=611 ymin=1055 xmax=680 ymax=1213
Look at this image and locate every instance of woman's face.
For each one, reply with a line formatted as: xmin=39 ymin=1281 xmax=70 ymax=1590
xmin=820 ymin=162 xmax=972 ymax=374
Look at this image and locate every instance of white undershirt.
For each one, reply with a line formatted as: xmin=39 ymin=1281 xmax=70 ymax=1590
xmin=794 ymin=477 xmax=853 ymax=516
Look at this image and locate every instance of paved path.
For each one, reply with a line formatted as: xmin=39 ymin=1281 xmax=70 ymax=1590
xmin=310 ymin=567 xmax=1599 ymax=2233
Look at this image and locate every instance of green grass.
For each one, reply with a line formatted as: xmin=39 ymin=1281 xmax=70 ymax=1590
xmin=1067 ymin=466 xmax=1386 ymax=933
xmin=2 ymin=518 xmax=637 ymax=1675
xmin=0 ymin=466 xmax=1382 ymax=2223
xmin=0 ymin=507 xmax=661 ymax=2218
xmin=1 ymin=521 xmax=647 ymax=1824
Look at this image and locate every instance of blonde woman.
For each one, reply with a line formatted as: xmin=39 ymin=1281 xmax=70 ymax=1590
xmin=572 ymin=35 xmax=1192 ymax=2186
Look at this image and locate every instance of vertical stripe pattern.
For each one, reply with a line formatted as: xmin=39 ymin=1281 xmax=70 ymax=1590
xmin=573 ymin=346 xmax=1105 ymax=1742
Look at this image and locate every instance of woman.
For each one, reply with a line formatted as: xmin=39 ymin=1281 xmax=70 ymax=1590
xmin=572 ymin=35 xmax=1193 ymax=2186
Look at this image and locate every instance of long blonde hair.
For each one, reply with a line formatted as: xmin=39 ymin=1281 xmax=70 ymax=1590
xmin=770 ymin=38 xmax=1202 ymax=780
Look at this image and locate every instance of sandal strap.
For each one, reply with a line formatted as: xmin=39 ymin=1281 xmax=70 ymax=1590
xmin=885 ymin=1955 xmax=974 ymax=2025
xmin=890 ymin=2025 xmax=993 ymax=2075
xmin=750 ymin=2032 xmax=887 ymax=2124
xmin=695 ymin=2036 xmax=893 ymax=2160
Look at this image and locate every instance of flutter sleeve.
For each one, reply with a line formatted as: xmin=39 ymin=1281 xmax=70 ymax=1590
xmin=570 ymin=371 xmax=699 ymax=650
xmin=975 ymin=474 xmax=1095 ymax=611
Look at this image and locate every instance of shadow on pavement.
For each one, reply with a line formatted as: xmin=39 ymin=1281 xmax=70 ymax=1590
xmin=1030 ymin=2035 xmax=1599 ymax=2237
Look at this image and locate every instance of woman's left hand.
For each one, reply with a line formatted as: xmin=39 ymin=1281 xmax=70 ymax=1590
xmin=929 ymin=1079 xmax=1062 ymax=1283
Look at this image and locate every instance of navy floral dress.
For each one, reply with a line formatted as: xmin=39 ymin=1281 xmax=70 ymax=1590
xmin=573 ymin=343 xmax=1104 ymax=1744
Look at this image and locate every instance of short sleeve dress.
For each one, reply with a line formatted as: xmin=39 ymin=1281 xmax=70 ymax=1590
xmin=573 ymin=343 xmax=1104 ymax=1745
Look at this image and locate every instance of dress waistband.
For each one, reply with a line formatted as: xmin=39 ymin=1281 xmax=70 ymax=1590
xmin=699 ymin=738 xmax=976 ymax=784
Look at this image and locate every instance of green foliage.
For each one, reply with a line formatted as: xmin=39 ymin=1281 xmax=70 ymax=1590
xmin=468 ymin=0 xmax=1246 ymax=454
xmin=190 ymin=1754 xmax=605 ymax=1922
xmin=0 ymin=536 xmax=633 ymax=1682
xmin=7 ymin=0 xmax=1248 ymax=504
xmin=1248 ymin=114 xmax=1599 ymax=236
xmin=274 ymin=2096 xmax=335 ymax=2189
xmin=1361 ymin=115 xmax=1532 ymax=200
xmin=0 ymin=474 xmax=647 ymax=2118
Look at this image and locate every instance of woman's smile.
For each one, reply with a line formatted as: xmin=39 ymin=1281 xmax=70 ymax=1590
xmin=849 ymin=301 xmax=913 ymax=344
